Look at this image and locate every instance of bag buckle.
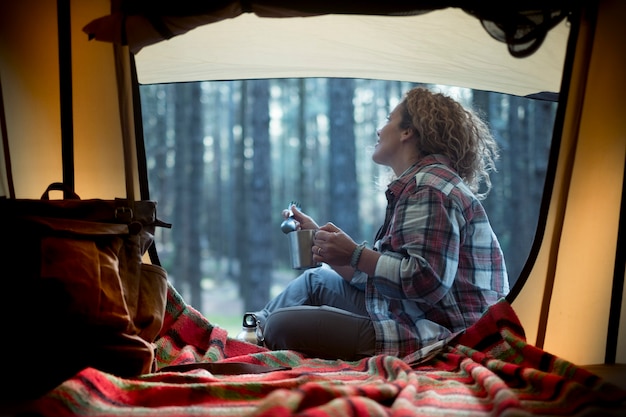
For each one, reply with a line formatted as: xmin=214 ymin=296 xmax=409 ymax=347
xmin=115 ymin=206 xmax=134 ymax=222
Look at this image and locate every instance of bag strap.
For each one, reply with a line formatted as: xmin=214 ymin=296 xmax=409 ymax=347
xmin=0 ymin=73 xmax=15 ymax=199
xmin=40 ymin=182 xmax=81 ymax=200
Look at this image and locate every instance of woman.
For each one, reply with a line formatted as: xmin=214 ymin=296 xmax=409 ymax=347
xmin=253 ymin=87 xmax=509 ymax=361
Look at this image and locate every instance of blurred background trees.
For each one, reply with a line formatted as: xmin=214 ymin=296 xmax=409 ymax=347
xmin=140 ymin=78 xmax=556 ymax=333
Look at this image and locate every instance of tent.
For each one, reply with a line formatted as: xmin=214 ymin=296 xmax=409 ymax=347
xmin=0 ymin=0 xmax=624 ymax=414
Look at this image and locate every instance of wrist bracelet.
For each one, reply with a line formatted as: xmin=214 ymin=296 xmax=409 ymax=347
xmin=350 ymin=242 xmax=367 ymax=270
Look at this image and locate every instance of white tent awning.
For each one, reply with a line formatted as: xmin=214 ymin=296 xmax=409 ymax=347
xmin=135 ymin=9 xmax=570 ymax=96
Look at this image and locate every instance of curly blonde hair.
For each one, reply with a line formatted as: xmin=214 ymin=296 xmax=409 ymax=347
xmin=399 ymin=87 xmax=499 ymax=199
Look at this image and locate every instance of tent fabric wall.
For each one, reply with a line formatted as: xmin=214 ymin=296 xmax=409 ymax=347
xmin=541 ymin=0 xmax=625 ymax=364
xmin=0 ymin=1 xmax=64 ymax=198
xmin=0 ymin=0 xmax=129 ymax=200
xmin=83 ymin=2 xmax=572 ymax=97
xmin=510 ymin=0 xmax=626 ymax=365
xmin=132 ymin=11 xmax=569 ymax=97
xmin=83 ymin=1 xmax=571 ymax=57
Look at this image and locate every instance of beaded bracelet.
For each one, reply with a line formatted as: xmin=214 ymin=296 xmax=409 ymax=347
xmin=350 ymin=241 xmax=367 ymax=270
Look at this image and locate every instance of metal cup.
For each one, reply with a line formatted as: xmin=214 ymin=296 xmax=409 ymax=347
xmin=287 ymin=229 xmax=320 ymax=269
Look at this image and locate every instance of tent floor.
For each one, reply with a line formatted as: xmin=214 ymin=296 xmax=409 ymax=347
xmin=581 ymin=363 xmax=626 ymax=390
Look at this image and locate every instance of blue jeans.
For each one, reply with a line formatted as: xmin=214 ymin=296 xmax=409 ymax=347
xmin=255 ymin=264 xmax=376 ymax=360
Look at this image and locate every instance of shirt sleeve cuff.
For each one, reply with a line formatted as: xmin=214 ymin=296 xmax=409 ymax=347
xmin=350 ymin=270 xmax=368 ymax=284
xmin=374 ymin=253 xmax=401 ymax=278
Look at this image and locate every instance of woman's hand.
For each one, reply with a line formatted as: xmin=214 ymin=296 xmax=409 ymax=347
xmin=282 ymin=205 xmax=320 ymax=231
xmin=312 ymin=222 xmax=357 ymax=267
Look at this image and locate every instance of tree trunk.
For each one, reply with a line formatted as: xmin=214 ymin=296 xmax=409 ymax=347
xmin=242 ymin=79 xmax=273 ymax=311
xmin=172 ymin=82 xmax=204 ymax=308
xmin=328 ymin=78 xmax=359 ymax=237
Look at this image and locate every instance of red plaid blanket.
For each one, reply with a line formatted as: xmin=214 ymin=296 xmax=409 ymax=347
xmin=22 ymin=285 xmax=626 ymax=416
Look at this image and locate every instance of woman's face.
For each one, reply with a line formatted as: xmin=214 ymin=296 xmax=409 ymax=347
xmin=373 ymin=103 xmax=407 ymax=169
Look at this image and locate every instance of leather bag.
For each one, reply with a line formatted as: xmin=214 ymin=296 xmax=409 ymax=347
xmin=0 ymin=183 xmax=171 ymax=402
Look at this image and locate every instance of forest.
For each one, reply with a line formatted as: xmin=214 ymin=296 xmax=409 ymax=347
xmin=139 ymin=78 xmax=557 ymax=331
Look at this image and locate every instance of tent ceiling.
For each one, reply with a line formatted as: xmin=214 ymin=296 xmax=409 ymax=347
xmin=133 ymin=9 xmax=570 ymax=96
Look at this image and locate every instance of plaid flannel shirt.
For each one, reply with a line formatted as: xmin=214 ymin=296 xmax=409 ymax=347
xmin=352 ymin=154 xmax=509 ymax=358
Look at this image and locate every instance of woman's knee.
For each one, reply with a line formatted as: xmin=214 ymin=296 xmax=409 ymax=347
xmin=262 ymin=305 xmax=375 ymax=361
